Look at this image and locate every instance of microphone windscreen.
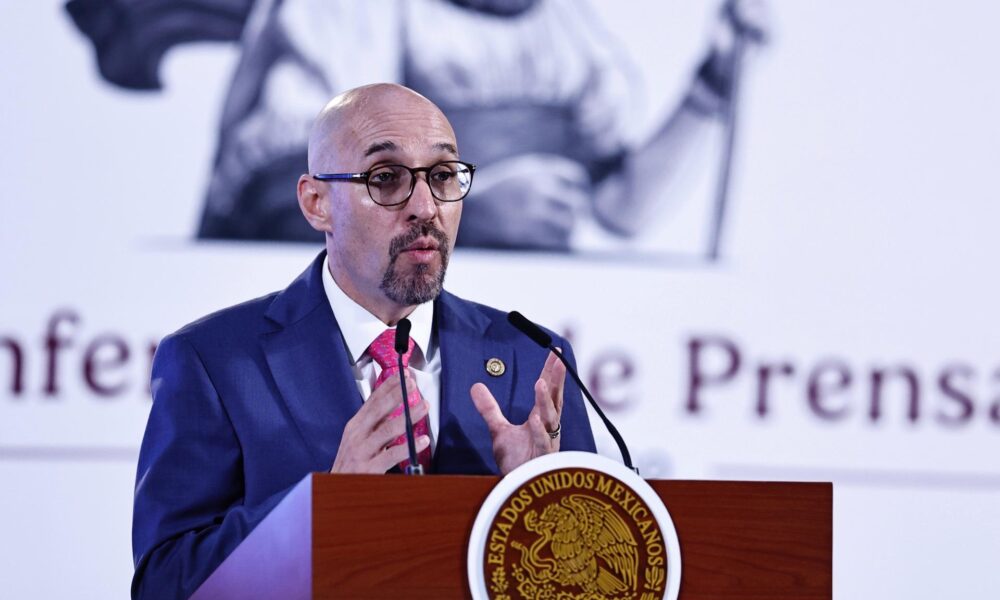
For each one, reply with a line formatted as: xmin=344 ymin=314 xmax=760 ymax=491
xmin=507 ymin=311 xmax=552 ymax=348
xmin=394 ymin=318 xmax=412 ymax=354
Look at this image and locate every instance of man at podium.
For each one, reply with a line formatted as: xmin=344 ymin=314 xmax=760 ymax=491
xmin=131 ymin=83 xmax=596 ymax=598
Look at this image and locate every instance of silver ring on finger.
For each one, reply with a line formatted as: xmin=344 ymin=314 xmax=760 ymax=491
xmin=547 ymin=422 xmax=561 ymax=439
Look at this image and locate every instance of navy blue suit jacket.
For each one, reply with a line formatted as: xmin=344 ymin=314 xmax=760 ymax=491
xmin=131 ymin=253 xmax=596 ymax=598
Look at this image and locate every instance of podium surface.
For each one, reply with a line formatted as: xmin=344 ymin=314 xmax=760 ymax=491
xmin=193 ymin=474 xmax=831 ymax=599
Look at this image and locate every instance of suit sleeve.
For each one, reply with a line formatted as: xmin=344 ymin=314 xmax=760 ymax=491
xmin=131 ymin=334 xmax=293 ymax=599
xmin=552 ymin=337 xmax=598 ymax=453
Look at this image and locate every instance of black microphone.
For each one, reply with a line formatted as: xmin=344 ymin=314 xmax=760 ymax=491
xmin=507 ymin=311 xmax=637 ymax=473
xmin=508 ymin=310 xmax=553 ymax=348
xmin=394 ymin=318 xmax=422 ymax=475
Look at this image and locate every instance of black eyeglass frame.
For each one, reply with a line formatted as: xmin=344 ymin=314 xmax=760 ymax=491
xmin=312 ymin=160 xmax=477 ymax=207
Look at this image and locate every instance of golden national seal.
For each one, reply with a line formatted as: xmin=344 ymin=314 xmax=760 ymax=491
xmin=483 ymin=467 xmax=668 ymax=600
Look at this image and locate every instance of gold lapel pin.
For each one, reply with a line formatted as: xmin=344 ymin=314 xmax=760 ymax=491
xmin=485 ymin=357 xmax=506 ymax=377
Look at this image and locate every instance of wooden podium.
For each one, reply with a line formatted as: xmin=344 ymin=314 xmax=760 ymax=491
xmin=192 ymin=474 xmax=831 ymax=599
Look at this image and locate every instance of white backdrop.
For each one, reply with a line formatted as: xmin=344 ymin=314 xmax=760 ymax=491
xmin=1 ymin=1 xmax=999 ymax=598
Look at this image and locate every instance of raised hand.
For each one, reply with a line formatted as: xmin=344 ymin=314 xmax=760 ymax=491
xmin=471 ymin=351 xmax=565 ymax=474
xmin=330 ymin=370 xmax=430 ymax=473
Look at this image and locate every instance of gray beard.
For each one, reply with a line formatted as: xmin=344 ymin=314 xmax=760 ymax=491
xmin=380 ymin=224 xmax=450 ymax=305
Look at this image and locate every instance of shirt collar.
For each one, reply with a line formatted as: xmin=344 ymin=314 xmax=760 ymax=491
xmin=322 ymin=256 xmax=435 ymax=365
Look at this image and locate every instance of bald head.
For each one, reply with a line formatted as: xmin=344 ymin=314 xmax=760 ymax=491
xmin=296 ymin=82 xmax=465 ymax=324
xmin=307 ymin=83 xmax=454 ymax=173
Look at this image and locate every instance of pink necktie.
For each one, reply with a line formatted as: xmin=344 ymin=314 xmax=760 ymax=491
xmin=367 ymin=328 xmax=432 ymax=472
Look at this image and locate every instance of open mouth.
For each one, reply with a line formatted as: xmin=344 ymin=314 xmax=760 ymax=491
xmin=388 ymin=226 xmax=450 ymax=268
xmin=402 ymin=237 xmax=440 ymax=254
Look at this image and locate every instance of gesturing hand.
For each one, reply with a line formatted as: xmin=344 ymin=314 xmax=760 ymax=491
xmin=330 ymin=371 xmax=430 ymax=474
xmin=471 ymin=351 xmax=565 ymax=474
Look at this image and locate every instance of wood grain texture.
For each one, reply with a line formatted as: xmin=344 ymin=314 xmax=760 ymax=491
xmin=311 ymin=475 xmax=832 ymax=600
xmin=313 ymin=475 xmax=496 ymax=599
xmin=656 ymin=481 xmax=832 ymax=600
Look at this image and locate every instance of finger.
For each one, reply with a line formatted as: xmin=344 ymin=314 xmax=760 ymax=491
xmin=382 ymin=375 xmax=427 ymax=425
xmin=331 ymin=413 xmax=395 ymax=474
xmin=373 ymin=434 xmax=431 ymax=473
xmin=532 ymin=378 xmax=559 ymax=433
xmin=372 ymin=399 xmax=430 ymax=451
xmin=470 ymin=382 xmax=510 ymax=437
xmin=540 ymin=350 xmax=567 ymax=416
xmin=357 ymin=373 xmax=401 ymax=426
xmin=528 ymin=412 xmax=553 ymax=455
xmin=338 ymin=406 xmax=385 ymax=466
xmin=334 ymin=380 xmax=422 ymax=474
xmin=365 ymin=372 xmax=419 ymax=429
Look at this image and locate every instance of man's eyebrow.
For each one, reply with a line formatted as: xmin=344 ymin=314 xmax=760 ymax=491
xmin=434 ymin=142 xmax=459 ymax=155
xmin=363 ymin=140 xmax=458 ymax=157
xmin=364 ymin=140 xmax=398 ymax=157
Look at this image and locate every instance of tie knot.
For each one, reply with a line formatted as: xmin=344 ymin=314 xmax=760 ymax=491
xmin=368 ymin=328 xmax=414 ymax=370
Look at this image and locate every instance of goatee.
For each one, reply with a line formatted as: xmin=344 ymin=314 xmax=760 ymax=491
xmin=380 ymin=223 xmax=450 ymax=305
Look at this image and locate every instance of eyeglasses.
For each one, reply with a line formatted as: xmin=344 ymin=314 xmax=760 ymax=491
xmin=313 ymin=160 xmax=476 ymax=207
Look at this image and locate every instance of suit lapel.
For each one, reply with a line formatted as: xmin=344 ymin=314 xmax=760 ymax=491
xmin=258 ymin=256 xmax=515 ymax=474
xmin=435 ymin=292 xmax=513 ymax=474
xmin=260 ymin=254 xmax=362 ymax=466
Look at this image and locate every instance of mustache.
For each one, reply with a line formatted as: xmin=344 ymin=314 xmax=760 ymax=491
xmin=387 ymin=223 xmax=450 ymax=260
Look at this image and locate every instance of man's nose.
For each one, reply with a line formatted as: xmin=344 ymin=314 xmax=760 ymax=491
xmin=406 ymin=173 xmax=439 ymax=221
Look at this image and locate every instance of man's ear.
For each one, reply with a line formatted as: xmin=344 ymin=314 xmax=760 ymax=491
xmin=297 ymin=175 xmax=332 ymax=233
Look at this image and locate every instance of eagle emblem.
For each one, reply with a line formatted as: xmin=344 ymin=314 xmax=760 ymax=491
xmin=479 ymin=465 xmax=673 ymax=600
xmin=511 ymin=494 xmax=640 ymax=597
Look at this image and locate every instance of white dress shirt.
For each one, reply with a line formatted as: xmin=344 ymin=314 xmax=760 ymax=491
xmin=321 ymin=257 xmax=441 ymax=451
